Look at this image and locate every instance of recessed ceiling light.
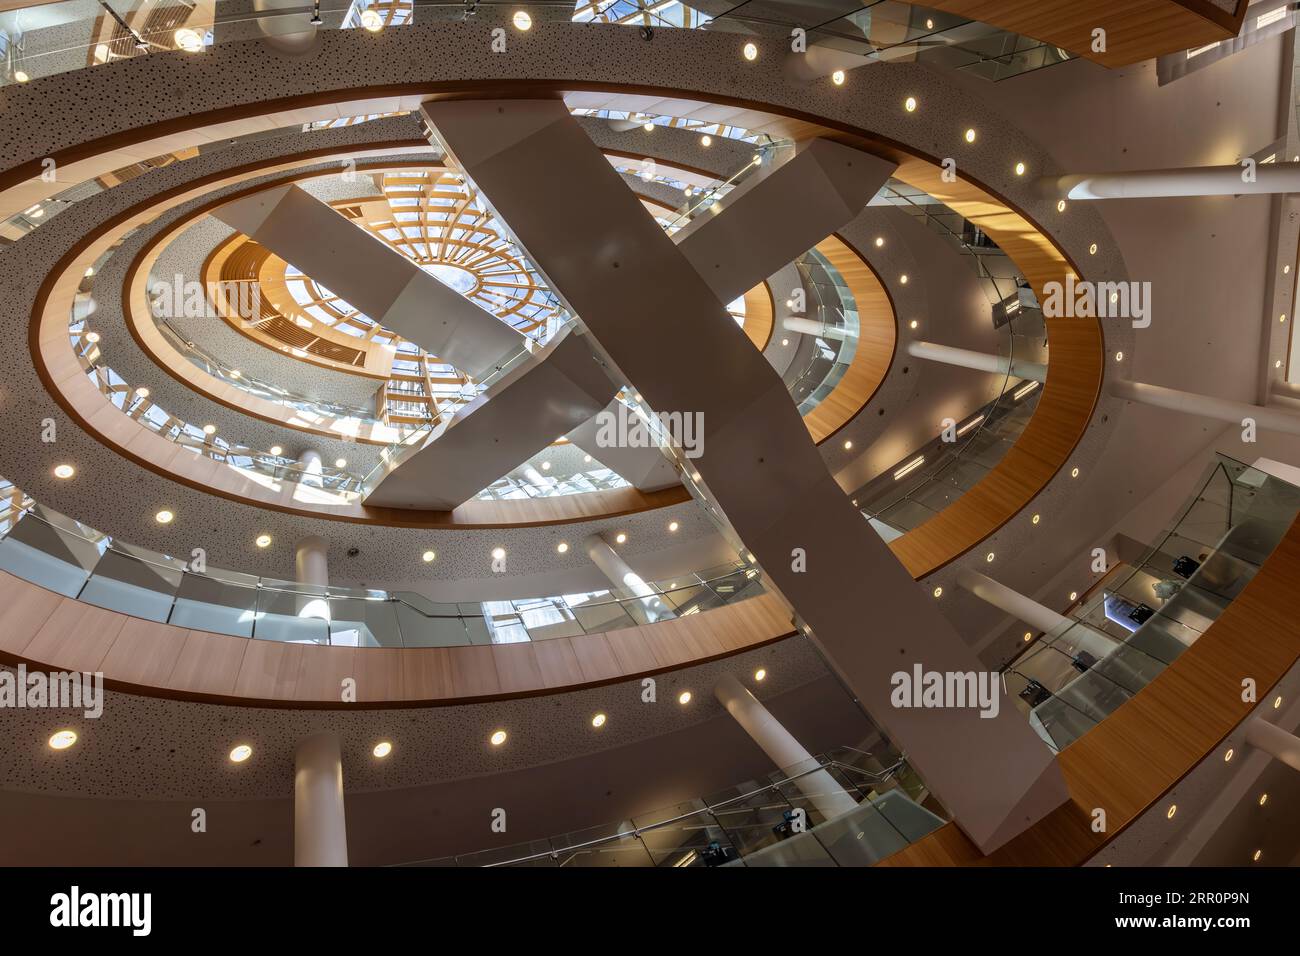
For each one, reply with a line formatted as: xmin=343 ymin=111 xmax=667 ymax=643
xmin=925 ymin=17 xmax=934 ymax=28
xmin=1032 ymin=513 xmax=1041 ymax=524
xmin=1069 ymin=591 xmax=1078 ymax=601
xmin=134 ymin=386 xmax=150 ymax=399
xmin=1166 ymin=804 xmax=1176 ymax=819
xmin=1015 ymin=162 xmax=1026 ymax=176
xmin=933 ymin=586 xmax=943 ymax=598
xmin=334 ymin=458 xmax=346 ymax=468
xmin=1071 ymin=467 xmax=1080 ymax=478
xmin=1023 ymin=632 xmax=1032 ymax=642
xmin=781 ymin=337 xmax=789 ymax=346
xmin=1274 ymin=695 xmax=1283 ymax=708
xmin=754 ymin=668 xmax=767 ymax=682
xmin=742 ymin=42 xmax=758 ymax=61
xmin=14 ymin=70 xmax=29 ymax=83
xmin=256 ymin=534 xmax=272 ymax=548
xmin=53 ymin=464 xmax=75 ymax=479
xmin=512 ymin=9 xmax=532 ymax=30
xmin=359 ymin=8 xmax=383 ymax=31
xmin=583 ymin=455 xmax=592 ymax=463
xmin=48 ymin=730 xmax=77 ymax=750
xmin=373 ymin=741 xmax=392 ymax=758
xmin=899 ymin=274 xmax=908 ymax=284
xmin=986 ymin=552 xmax=995 ymax=562
xmin=700 ymin=134 xmax=712 ymax=147
xmin=203 ymin=424 xmax=216 ymax=436
xmin=1281 ymin=315 xmax=1288 ymax=324
xmin=843 ymin=440 xmax=853 ymax=450
xmin=904 ymin=96 xmax=917 ymax=112
xmin=668 ymin=521 xmax=679 ymax=532
xmin=831 ymin=69 xmax=845 ymax=86
xmin=909 ymin=319 xmax=918 ymax=330
xmin=540 ymin=461 xmax=551 ymax=471
xmin=1258 ymin=792 xmax=1268 ymax=806
xmin=490 ymin=729 xmax=507 ymax=747
xmin=422 ymin=550 xmax=435 ymax=563
xmin=615 ymin=532 xmax=627 ymax=544
xmin=491 ymin=547 xmax=505 ymax=561
xmin=591 ymin=713 xmax=606 ymax=728
xmin=174 ymin=27 xmax=204 ymax=52
xmin=1253 ymin=849 xmax=1262 ymax=862
xmin=1115 ymin=351 xmax=1124 ymax=362
xmin=270 ymin=445 xmax=283 ymax=456
xmin=84 ymin=331 xmax=100 ymax=343
xmin=155 ymin=509 xmax=174 ymax=525
xmin=1057 ymin=200 xmax=1067 ymax=213
xmin=556 ymin=542 xmax=568 ymax=554
xmin=1224 ymin=748 xmax=1234 ymax=762
xmin=643 ymin=122 xmax=654 ymax=132
xmin=229 ymin=744 xmax=252 ymax=763
xmin=874 ymin=237 xmax=884 ymax=247
xmin=1089 ymin=243 xmax=1098 ymax=255
xmin=964 ymin=128 xmax=976 ymax=143
xmin=678 ymin=690 xmax=692 ymax=705
xmin=1286 ymin=265 xmax=1292 ymax=275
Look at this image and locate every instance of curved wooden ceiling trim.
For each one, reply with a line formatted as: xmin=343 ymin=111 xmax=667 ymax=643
xmin=880 ymin=513 xmax=1300 ymax=866
xmin=0 ymin=568 xmax=794 ymax=707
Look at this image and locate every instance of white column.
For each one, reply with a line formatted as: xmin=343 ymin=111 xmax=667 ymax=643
xmin=294 ymin=732 xmax=348 ymax=867
xmin=1111 ymin=379 xmax=1300 ymax=436
xmin=957 ymin=569 xmax=1115 ymax=662
xmin=294 ymin=534 xmax=330 ymax=622
xmin=584 ymin=533 xmax=669 ymax=622
xmin=299 ymin=447 xmax=323 ymax=488
xmin=1045 ymin=162 xmax=1300 ymax=201
xmin=907 ymin=340 xmax=1047 ymax=383
xmin=1245 ymin=719 xmax=1300 ymax=773
xmin=714 ymin=673 xmax=858 ymax=822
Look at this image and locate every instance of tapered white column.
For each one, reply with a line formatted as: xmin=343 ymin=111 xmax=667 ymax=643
xmin=584 ymin=533 xmax=669 ymax=622
xmin=907 ymin=341 xmax=1047 ymax=383
xmin=1245 ymin=719 xmax=1300 ymax=773
xmin=1111 ymin=379 xmax=1300 ymax=436
xmin=294 ymin=732 xmax=347 ymax=867
xmin=957 ymin=570 xmax=1114 ymax=661
xmin=1045 ymin=162 xmax=1300 ymax=201
xmin=294 ymin=534 xmax=330 ymax=622
xmin=714 ymin=673 xmax=858 ymax=822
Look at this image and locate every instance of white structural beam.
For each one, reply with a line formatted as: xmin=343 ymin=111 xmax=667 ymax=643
xmin=907 ymin=340 xmax=1048 ymax=383
xmin=1044 ymin=162 xmax=1300 ymax=201
xmin=674 ymin=137 xmax=891 ymax=306
xmin=213 ymin=183 xmax=524 ymax=379
xmin=424 ymin=97 xmax=1068 ymax=854
xmin=294 ymin=732 xmax=348 ymax=867
xmin=1111 ymin=379 xmax=1300 ymax=436
xmin=363 ymin=325 xmax=617 ymax=510
xmin=566 ymin=400 xmax=681 ymax=492
xmin=714 ymin=673 xmax=859 ymax=822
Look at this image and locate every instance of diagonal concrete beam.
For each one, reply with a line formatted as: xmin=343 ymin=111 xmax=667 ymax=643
xmin=423 ymin=97 xmax=1068 ymax=854
xmin=212 ymin=183 xmax=524 ymax=380
xmin=363 ymin=325 xmax=617 ymax=510
xmin=674 ymin=137 xmax=893 ymax=305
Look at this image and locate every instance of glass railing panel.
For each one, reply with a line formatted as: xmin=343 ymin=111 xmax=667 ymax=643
xmin=252 ymin=583 xmax=331 ymax=644
xmin=170 ymin=568 xmax=258 ymax=637
xmin=455 ymin=839 xmax=558 ymax=868
xmin=631 ymin=804 xmax=739 ymax=867
xmin=568 ymin=597 xmax=639 ymax=633
xmin=391 ymin=602 xmax=468 ymax=647
xmin=730 ymin=830 xmax=837 ymax=867
xmin=548 ymin=824 xmax=655 ymax=868
xmin=703 ymin=783 xmax=796 ymax=857
xmin=808 ymin=798 xmax=912 ymax=865
xmin=0 ymin=507 xmax=103 ymax=597
xmin=76 ymin=544 xmax=185 ymax=622
xmin=327 ymin=596 xmax=403 ymax=647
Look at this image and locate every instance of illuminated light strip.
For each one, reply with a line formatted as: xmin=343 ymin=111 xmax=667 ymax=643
xmin=956 ymin=414 xmax=984 ymax=437
xmin=1013 ymin=380 xmax=1040 ymax=401
xmin=893 ymin=456 xmax=925 ymax=481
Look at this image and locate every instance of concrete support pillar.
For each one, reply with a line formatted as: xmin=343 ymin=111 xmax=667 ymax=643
xmin=294 ymin=534 xmax=330 ymax=622
xmin=299 ymin=447 xmax=323 ymax=488
xmin=907 ymin=340 xmax=1047 ymax=383
xmin=584 ymin=533 xmax=669 ymax=622
xmin=714 ymin=673 xmax=858 ymax=822
xmin=1111 ymin=379 xmax=1300 ymax=436
xmin=1245 ymin=719 xmax=1300 ymax=773
xmin=957 ymin=569 xmax=1115 ymax=662
xmin=294 ymin=732 xmax=347 ymax=867
xmin=1044 ymin=162 xmax=1300 ymax=201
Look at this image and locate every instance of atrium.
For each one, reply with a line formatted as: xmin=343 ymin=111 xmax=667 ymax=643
xmin=0 ymin=0 xmax=1298 ymax=897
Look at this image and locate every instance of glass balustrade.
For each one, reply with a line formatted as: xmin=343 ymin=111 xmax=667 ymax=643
xmin=0 ymin=483 xmax=768 ymax=647
xmin=1002 ymin=455 xmax=1300 ymax=752
xmin=398 ymin=745 xmax=947 ymax=867
xmin=0 ymin=1 xmax=1068 ymax=92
